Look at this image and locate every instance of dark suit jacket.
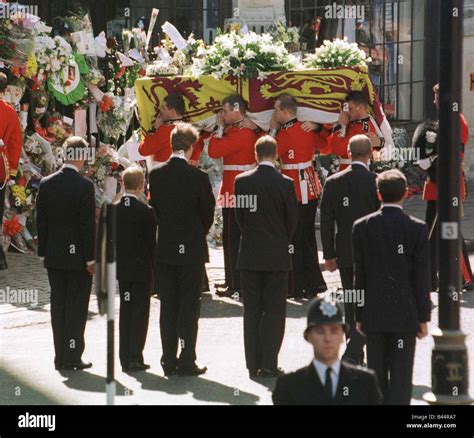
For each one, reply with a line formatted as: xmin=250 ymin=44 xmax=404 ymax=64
xmin=149 ymin=157 xmax=215 ymax=266
xmin=234 ymin=164 xmax=298 ymax=272
xmin=36 ymin=167 xmax=96 ymax=271
xmin=273 ymin=361 xmax=383 ymax=405
xmin=352 ymin=206 xmax=432 ymax=333
xmin=320 ymin=163 xmax=379 ymax=267
xmin=116 ymin=195 xmax=157 ymax=285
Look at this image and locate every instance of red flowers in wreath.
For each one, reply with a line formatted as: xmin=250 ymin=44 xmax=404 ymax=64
xmin=99 ymin=95 xmax=114 ymax=112
xmin=3 ymin=216 xmax=23 ymax=237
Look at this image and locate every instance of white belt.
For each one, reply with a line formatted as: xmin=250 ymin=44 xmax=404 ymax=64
xmin=281 ymin=161 xmax=313 ymax=171
xmin=339 ymin=158 xmax=351 ymax=165
xmin=223 ymin=164 xmax=256 ymax=171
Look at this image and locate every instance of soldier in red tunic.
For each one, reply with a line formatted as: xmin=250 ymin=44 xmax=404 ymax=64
xmin=138 ymin=94 xmax=186 ymax=167
xmin=415 ymin=83 xmax=472 ymax=290
xmin=208 ymin=94 xmax=259 ymax=297
xmin=0 ymin=72 xmax=23 ymax=271
xmin=327 ymin=91 xmax=385 ymax=171
xmin=269 ymin=93 xmax=327 ymax=298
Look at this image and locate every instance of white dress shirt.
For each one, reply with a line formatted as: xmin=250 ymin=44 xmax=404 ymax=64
xmin=313 ymin=358 xmax=341 ymax=397
xmin=382 ymin=203 xmax=403 ymax=210
xmin=258 ymin=161 xmax=276 ymax=168
xmin=350 ymin=161 xmax=369 ymax=170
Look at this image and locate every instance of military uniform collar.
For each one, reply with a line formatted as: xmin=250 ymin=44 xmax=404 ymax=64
xmin=352 ymin=116 xmax=370 ymax=124
xmin=165 ymin=118 xmax=183 ymax=125
xmin=281 ymin=118 xmax=298 ymax=130
xmin=230 ymin=119 xmax=246 ymax=128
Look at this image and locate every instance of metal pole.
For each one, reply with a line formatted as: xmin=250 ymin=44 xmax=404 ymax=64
xmin=106 ymin=203 xmax=116 ymax=405
xmin=424 ymin=0 xmax=471 ymax=405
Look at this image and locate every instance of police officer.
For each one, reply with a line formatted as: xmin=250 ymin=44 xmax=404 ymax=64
xmin=273 ymin=296 xmax=383 ymax=405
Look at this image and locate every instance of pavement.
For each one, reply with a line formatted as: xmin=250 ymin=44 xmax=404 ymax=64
xmin=1 ymin=184 xmax=474 ymax=405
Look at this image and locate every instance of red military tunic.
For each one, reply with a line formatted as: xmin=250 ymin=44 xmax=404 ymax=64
xmin=0 ymin=100 xmax=22 ymax=182
xmin=190 ymin=130 xmax=210 ymax=165
xmin=276 ymin=119 xmax=324 ymax=204
xmin=208 ymin=124 xmax=257 ymax=207
xmin=138 ymin=120 xmax=182 ymax=164
xmin=327 ymin=116 xmax=384 ymax=171
xmin=423 ymin=113 xmax=469 ymax=202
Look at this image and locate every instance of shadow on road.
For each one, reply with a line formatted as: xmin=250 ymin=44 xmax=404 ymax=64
xmin=58 ymin=370 xmax=129 ymax=396
xmin=130 ymin=371 xmax=260 ymax=405
xmin=0 ymin=363 xmax=61 ymax=405
xmin=197 ymin=294 xmax=308 ymax=320
xmin=411 ymin=384 xmax=432 ymax=402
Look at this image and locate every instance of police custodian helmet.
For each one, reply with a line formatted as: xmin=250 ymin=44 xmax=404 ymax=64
xmin=305 ymin=296 xmax=346 ymax=332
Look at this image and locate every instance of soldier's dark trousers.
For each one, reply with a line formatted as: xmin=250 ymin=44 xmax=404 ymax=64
xmin=288 ymin=199 xmax=326 ymax=297
xmin=241 ymin=270 xmax=287 ymax=372
xmin=339 ymin=266 xmax=366 ymax=365
xmin=366 ymin=333 xmax=416 ymax=405
xmin=47 ymin=268 xmax=92 ymax=367
xmin=223 ymin=207 xmax=241 ymax=290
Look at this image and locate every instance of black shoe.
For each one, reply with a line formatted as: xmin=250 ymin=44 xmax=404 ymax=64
xmin=62 ymin=361 xmax=93 ymax=370
xmin=216 ymin=288 xmax=239 ymax=298
xmin=163 ymin=367 xmax=177 ymax=377
xmin=0 ymin=257 xmax=7 ymax=271
xmin=177 ymin=364 xmax=207 ymax=376
xmin=257 ymin=367 xmax=285 ymax=378
xmin=463 ymin=281 xmax=474 ymax=291
xmin=214 ymin=282 xmax=227 ymax=290
xmin=127 ymin=362 xmax=150 ymax=372
xmin=290 ymin=290 xmax=304 ymax=300
xmin=249 ymin=369 xmax=259 ymax=378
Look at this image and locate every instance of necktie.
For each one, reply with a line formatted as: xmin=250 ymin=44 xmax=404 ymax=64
xmin=325 ymin=367 xmax=333 ymax=399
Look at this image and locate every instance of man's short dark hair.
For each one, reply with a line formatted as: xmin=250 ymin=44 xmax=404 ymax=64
xmin=63 ymin=136 xmax=89 ymax=162
xmin=276 ymin=93 xmax=298 ymax=116
xmin=376 ymin=169 xmax=407 ymax=203
xmin=222 ymin=94 xmax=247 ymax=115
xmin=164 ymin=93 xmax=185 ymax=116
xmin=346 ymin=90 xmax=368 ymax=108
xmin=170 ymin=123 xmax=199 ymax=152
xmin=0 ymin=73 xmax=8 ymax=93
xmin=255 ymin=135 xmax=277 ymax=160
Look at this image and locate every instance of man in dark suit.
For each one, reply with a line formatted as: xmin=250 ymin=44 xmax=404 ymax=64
xmin=235 ymin=135 xmax=298 ymax=378
xmin=353 ymin=169 xmax=432 ymax=405
xmin=320 ymin=134 xmax=380 ymax=364
xmin=116 ymin=165 xmax=157 ymax=372
xmin=36 ymin=136 xmax=96 ymax=370
xmin=272 ymin=296 xmax=382 ymax=405
xmin=149 ymin=123 xmax=215 ymax=377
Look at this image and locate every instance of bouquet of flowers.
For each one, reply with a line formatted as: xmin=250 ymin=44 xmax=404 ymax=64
xmin=304 ymin=37 xmax=372 ymax=70
xmin=148 ymin=34 xmax=206 ymax=77
xmin=268 ymin=17 xmax=300 ymax=49
xmin=146 ymin=61 xmax=180 ymax=77
xmin=0 ymin=12 xmax=35 ymax=67
xmin=192 ymin=31 xmax=298 ymax=80
xmin=97 ymin=93 xmax=134 ymax=140
xmin=44 ymin=114 xmax=74 ymax=147
xmin=23 ymin=133 xmax=56 ymax=175
xmin=83 ymin=144 xmax=121 ymax=186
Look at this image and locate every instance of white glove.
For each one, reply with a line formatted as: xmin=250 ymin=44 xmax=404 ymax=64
xmin=417 ymin=157 xmax=432 ymax=170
